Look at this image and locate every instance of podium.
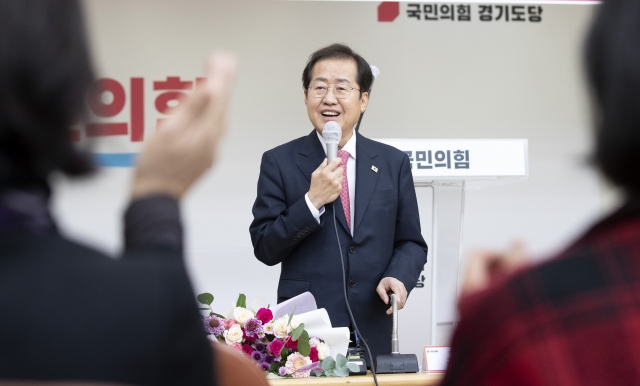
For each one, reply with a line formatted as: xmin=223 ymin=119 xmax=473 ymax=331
xmin=375 ymin=139 xmax=528 ymax=347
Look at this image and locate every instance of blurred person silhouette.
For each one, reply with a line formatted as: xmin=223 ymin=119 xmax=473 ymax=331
xmin=440 ymin=1 xmax=640 ymax=385
xmin=0 ymin=1 xmax=267 ymax=385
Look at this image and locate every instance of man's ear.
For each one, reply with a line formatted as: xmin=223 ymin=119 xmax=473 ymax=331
xmin=304 ymin=89 xmax=308 ymax=105
xmin=360 ymin=91 xmax=369 ymax=113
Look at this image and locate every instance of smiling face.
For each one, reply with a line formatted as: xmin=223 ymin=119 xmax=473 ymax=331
xmin=304 ymin=58 xmax=369 ymax=145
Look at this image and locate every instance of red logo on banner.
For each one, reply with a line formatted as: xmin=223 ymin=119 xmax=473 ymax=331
xmin=378 ymin=2 xmax=399 ymax=22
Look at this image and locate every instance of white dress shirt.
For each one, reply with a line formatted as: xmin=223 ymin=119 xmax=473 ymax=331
xmin=304 ymin=130 xmax=356 ymax=235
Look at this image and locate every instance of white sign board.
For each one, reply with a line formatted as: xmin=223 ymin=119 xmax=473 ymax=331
xmin=423 ymin=346 xmax=451 ymax=372
xmin=375 ymin=139 xmax=528 ymax=181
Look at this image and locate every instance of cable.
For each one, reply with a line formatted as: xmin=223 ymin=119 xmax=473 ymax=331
xmin=332 ymin=202 xmax=379 ymax=386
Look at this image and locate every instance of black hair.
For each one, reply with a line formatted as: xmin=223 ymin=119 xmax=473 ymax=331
xmin=586 ymin=0 xmax=640 ymax=195
xmin=0 ymin=0 xmax=95 ymax=186
xmin=302 ymin=43 xmax=373 ymax=98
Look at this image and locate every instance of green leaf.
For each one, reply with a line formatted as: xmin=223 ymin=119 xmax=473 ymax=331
xmin=335 ymin=353 xmax=348 ymax=368
xmin=269 ymin=362 xmax=279 ymax=373
xmin=321 ymin=356 xmax=335 ymax=371
xmin=313 ymin=370 xmax=323 ymax=377
xmin=297 ymin=331 xmax=310 ymax=356
xmin=291 ymin=323 xmax=305 ymax=341
xmin=236 ymin=294 xmax=247 ymax=308
xmin=334 ymin=366 xmax=349 ymax=377
xmin=346 ymin=363 xmax=360 ymax=372
xmin=197 ymin=293 xmax=214 ymax=305
xmin=211 ymin=312 xmax=225 ymax=319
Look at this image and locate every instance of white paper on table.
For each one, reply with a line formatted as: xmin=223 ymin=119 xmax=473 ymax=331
xmin=270 ymin=291 xmax=318 ymax=319
xmin=295 ymin=308 xmax=350 ymax=359
xmin=316 ymin=326 xmax=350 ymax=359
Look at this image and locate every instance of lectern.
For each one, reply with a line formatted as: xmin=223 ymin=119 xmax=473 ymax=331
xmin=375 ymin=139 xmax=529 ymax=347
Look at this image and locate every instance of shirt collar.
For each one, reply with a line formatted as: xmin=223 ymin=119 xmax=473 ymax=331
xmin=315 ymin=129 xmax=357 ymax=159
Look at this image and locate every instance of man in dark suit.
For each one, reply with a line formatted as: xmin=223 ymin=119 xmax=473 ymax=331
xmin=250 ymin=44 xmax=428 ymax=361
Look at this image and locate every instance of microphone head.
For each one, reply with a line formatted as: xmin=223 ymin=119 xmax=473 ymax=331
xmin=322 ymin=121 xmax=342 ymax=144
xmin=370 ymin=65 xmax=380 ymax=79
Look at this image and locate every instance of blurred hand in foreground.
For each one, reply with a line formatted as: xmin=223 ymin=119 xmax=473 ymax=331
xmin=461 ymin=241 xmax=529 ymax=298
xmin=131 ymin=52 xmax=238 ymax=200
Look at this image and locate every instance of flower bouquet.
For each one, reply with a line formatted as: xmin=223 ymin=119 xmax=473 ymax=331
xmin=197 ymin=292 xmax=358 ymax=378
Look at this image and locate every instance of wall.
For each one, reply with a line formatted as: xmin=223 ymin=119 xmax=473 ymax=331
xmin=51 ymin=0 xmax=602 ymax=362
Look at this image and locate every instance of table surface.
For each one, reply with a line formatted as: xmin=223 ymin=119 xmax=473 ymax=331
xmin=268 ymin=371 xmax=443 ymax=386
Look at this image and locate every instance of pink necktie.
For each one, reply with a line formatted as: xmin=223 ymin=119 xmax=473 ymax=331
xmin=337 ymin=150 xmax=351 ymax=232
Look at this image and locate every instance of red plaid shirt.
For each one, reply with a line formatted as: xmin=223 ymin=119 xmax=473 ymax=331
xmin=441 ymin=200 xmax=640 ymax=386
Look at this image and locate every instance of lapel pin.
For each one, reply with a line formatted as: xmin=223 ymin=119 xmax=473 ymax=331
xmin=371 ymin=165 xmax=378 ymax=173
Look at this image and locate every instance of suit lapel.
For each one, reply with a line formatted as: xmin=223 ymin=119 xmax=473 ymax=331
xmin=354 ymin=133 xmax=379 ymax=235
xmin=297 ymin=130 xmax=324 ymax=183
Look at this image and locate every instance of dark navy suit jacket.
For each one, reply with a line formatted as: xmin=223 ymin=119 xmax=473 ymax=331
xmin=250 ymin=130 xmax=428 ymax=359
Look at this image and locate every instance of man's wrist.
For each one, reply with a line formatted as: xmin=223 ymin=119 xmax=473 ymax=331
xmin=307 ymin=191 xmax=323 ymax=210
xmin=305 ymin=193 xmax=324 ymax=222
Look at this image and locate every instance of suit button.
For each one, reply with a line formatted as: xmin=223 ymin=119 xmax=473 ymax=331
xmin=349 ymin=280 xmax=356 ymax=287
xmin=293 ymin=235 xmax=299 ymax=241
xmin=304 ymin=227 xmax=309 ymax=232
xmin=349 ymin=246 xmax=356 ymax=254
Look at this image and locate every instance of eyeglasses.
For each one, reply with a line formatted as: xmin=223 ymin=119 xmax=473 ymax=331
xmin=307 ymin=83 xmax=360 ymax=99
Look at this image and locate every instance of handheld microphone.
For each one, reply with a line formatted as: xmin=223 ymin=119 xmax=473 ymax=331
xmin=322 ymin=121 xmax=342 ymax=162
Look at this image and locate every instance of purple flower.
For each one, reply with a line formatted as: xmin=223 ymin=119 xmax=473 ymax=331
xmin=244 ymin=318 xmax=264 ymax=338
xmin=298 ymin=362 xmax=323 ymax=373
xmin=264 ymin=355 xmax=274 ymax=364
xmin=255 ymin=342 xmax=266 ymax=352
xmin=203 ymin=315 xmax=225 ymax=336
xmin=251 ymin=350 xmax=264 ymax=362
xmin=260 ymin=361 xmax=270 ymax=371
xmin=278 ymin=367 xmax=288 ymax=376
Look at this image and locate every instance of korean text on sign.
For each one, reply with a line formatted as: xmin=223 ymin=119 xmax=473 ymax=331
xmin=73 ymin=76 xmax=206 ymax=142
xmin=404 ymin=150 xmax=470 ymax=170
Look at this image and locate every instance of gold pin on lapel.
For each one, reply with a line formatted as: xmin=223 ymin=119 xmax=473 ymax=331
xmin=371 ymin=165 xmax=378 ymax=173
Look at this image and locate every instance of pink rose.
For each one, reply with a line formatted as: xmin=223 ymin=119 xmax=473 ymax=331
xmin=256 ymin=308 xmax=273 ymax=324
xmin=268 ymin=339 xmax=285 ymax=356
xmin=242 ymin=344 xmax=253 ymax=356
xmin=285 ymin=337 xmax=298 ymax=350
xmin=309 ymin=347 xmax=319 ymax=362
xmin=224 ymin=319 xmax=237 ymax=329
xmin=230 ymin=343 xmax=242 ymax=352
